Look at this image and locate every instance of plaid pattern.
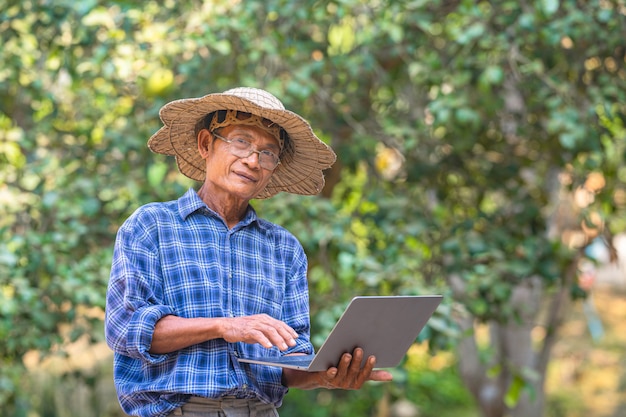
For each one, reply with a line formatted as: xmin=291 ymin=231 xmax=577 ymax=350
xmin=105 ymin=189 xmax=312 ymax=417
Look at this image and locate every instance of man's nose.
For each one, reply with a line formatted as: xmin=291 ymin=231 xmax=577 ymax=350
xmin=241 ymin=150 xmax=261 ymax=168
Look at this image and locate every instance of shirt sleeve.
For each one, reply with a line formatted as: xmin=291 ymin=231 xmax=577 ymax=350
xmin=105 ymin=206 xmax=175 ymax=363
xmin=281 ymin=236 xmax=314 ymax=356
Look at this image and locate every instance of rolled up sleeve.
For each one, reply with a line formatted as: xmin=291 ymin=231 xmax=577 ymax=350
xmin=105 ymin=209 xmax=174 ymax=363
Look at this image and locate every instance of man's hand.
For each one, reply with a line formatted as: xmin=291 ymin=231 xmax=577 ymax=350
xmin=221 ymin=314 xmax=299 ymax=351
xmin=282 ymin=348 xmax=393 ymax=390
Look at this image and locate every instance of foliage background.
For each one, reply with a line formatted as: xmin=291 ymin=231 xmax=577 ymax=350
xmin=1 ymin=0 xmax=625 ymax=416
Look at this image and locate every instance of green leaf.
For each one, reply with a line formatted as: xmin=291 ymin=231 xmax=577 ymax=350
xmin=1 ymin=142 xmax=26 ymax=168
xmin=504 ymin=375 xmax=525 ymax=407
xmin=540 ymin=0 xmax=560 ymax=16
xmin=559 ymin=132 xmax=578 ymax=150
xmin=147 ymin=161 xmax=168 ymax=188
xmin=481 ymin=65 xmax=504 ymax=86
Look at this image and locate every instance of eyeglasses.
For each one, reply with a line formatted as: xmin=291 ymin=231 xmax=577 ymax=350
xmin=212 ymin=132 xmax=281 ymax=170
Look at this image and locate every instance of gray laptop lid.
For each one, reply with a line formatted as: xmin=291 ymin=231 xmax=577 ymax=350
xmin=237 ymin=295 xmax=442 ymax=372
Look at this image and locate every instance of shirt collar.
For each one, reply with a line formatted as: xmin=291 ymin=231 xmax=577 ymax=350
xmin=177 ymin=188 xmax=259 ymax=227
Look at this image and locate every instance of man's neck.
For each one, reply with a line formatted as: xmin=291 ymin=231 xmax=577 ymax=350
xmin=197 ymin=184 xmax=249 ymax=229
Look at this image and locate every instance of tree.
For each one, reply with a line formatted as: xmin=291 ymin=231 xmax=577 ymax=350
xmin=0 ymin=0 xmax=189 ymax=412
xmin=269 ymin=1 xmax=625 ymax=416
xmin=245 ymin=1 xmax=626 ymax=415
xmin=1 ymin=1 xmax=624 ymax=416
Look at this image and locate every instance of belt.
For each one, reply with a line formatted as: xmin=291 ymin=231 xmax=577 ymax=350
xmin=171 ymin=396 xmax=277 ymax=417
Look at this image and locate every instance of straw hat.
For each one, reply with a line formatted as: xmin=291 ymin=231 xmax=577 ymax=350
xmin=148 ymin=87 xmax=337 ymax=199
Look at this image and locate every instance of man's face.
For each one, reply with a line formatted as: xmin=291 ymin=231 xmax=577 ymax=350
xmin=200 ymin=124 xmax=280 ymax=201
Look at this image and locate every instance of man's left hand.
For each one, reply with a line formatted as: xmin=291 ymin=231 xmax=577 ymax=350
xmin=281 ymin=347 xmax=393 ymax=390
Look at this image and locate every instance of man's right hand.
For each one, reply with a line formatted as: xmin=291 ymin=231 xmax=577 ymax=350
xmin=220 ymin=314 xmax=299 ymax=351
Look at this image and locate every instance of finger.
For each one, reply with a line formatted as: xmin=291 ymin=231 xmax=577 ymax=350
xmin=255 ymin=315 xmax=298 ymax=346
xmin=369 ymin=369 xmax=393 ymax=382
xmin=261 ymin=324 xmax=298 ymax=351
xmin=222 ymin=317 xmax=271 ymax=347
xmin=273 ymin=322 xmax=298 ymax=347
xmin=332 ymin=351 xmax=367 ymax=389
xmin=334 ymin=352 xmax=353 ymax=380
xmin=352 ymin=355 xmax=376 ymax=388
xmin=247 ymin=329 xmax=275 ymax=349
xmin=262 ymin=314 xmax=298 ymax=338
xmin=235 ymin=315 xmax=297 ymax=349
xmin=362 ymin=353 xmax=376 ymax=373
xmin=348 ymin=348 xmax=365 ymax=373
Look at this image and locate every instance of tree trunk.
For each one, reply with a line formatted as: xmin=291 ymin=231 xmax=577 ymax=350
xmin=450 ymin=274 xmax=507 ymax=417
xmin=505 ymin=276 xmax=544 ymax=417
xmin=451 ymin=272 xmax=577 ymax=417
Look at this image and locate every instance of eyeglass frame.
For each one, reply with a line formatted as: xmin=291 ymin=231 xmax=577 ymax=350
xmin=211 ymin=131 xmax=281 ymax=171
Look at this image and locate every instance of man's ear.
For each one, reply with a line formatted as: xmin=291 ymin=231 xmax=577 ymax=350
xmin=197 ymin=129 xmax=212 ymax=158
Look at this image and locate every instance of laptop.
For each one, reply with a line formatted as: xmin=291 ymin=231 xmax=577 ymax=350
xmin=237 ymin=295 xmax=442 ymax=372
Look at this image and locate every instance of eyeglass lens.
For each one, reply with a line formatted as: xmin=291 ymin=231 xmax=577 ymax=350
xmin=227 ymin=138 xmax=279 ymax=170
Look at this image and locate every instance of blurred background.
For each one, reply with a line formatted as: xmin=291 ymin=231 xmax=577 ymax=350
xmin=1 ymin=1 xmax=625 ymax=416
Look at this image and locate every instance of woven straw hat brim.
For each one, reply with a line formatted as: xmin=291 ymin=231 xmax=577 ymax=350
xmin=148 ymin=92 xmax=336 ymax=199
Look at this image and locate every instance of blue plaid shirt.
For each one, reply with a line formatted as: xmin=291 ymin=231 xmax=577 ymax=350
xmin=105 ymin=189 xmax=313 ymax=417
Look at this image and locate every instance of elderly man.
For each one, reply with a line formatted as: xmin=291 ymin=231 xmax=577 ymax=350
xmin=105 ymin=87 xmax=392 ymax=417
